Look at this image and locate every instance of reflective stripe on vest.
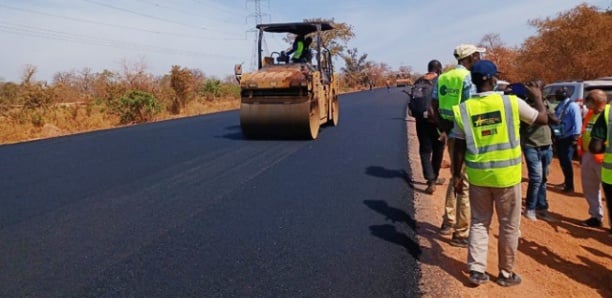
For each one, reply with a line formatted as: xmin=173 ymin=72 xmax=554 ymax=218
xmin=601 ymin=105 xmax=612 ymax=183
xmin=453 ymin=94 xmax=522 ymax=188
xmin=437 ymin=67 xmax=469 ymax=120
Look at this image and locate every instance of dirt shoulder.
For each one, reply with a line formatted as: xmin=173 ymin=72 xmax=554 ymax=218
xmin=407 ymin=118 xmax=612 ymax=297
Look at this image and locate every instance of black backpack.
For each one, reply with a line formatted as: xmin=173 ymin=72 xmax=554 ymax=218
xmin=409 ymin=76 xmax=435 ymax=119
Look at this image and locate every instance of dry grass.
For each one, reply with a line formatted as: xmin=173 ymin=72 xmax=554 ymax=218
xmin=0 ymin=97 xmax=239 ymax=145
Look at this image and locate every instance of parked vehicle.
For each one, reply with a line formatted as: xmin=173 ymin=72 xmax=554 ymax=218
xmin=543 ymin=78 xmax=612 ymax=109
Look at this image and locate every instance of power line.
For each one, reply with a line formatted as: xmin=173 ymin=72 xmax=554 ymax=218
xmin=0 ymin=21 xmax=243 ymax=60
xmin=0 ymin=4 xmax=245 ymax=41
xmin=81 ymin=0 xmax=205 ymax=30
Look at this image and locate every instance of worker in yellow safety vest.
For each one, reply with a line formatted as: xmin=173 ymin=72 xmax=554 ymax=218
xmin=451 ymin=60 xmax=549 ymax=287
xmin=431 ymin=44 xmax=484 ymax=247
xmin=578 ymin=90 xmax=607 ymax=228
xmin=587 ymin=89 xmax=612 ymax=236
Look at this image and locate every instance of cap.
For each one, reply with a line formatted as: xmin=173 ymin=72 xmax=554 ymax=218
xmin=453 ymin=44 xmax=486 ymax=60
xmin=471 ymin=60 xmax=498 ymax=78
xmin=508 ymin=83 xmax=528 ymax=99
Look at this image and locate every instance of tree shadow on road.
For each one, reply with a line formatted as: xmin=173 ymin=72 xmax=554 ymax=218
xmin=364 ymin=166 xmax=429 ymax=194
xmin=364 ymin=200 xmax=420 ymax=260
xmin=369 ymin=224 xmax=421 ymax=260
xmin=416 ymin=222 xmax=477 ymax=288
xmin=538 ymin=210 xmax=611 ymax=247
xmin=363 ymin=200 xmax=473 ymax=287
xmin=364 ymin=200 xmax=416 ymax=228
xmin=518 ymin=237 xmax=612 ymax=296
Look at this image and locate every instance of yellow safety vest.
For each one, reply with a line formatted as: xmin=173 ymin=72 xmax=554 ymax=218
xmin=453 ymin=93 xmax=522 ymax=187
xmin=437 ymin=67 xmax=469 ymax=120
xmin=601 ymin=105 xmax=612 ymax=184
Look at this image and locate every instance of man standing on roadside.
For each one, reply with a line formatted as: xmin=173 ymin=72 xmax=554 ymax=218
xmin=553 ymin=87 xmax=582 ymax=193
xmin=452 ymin=60 xmax=549 ymax=286
xmin=579 ymin=90 xmax=607 ymax=228
xmin=511 ymin=83 xmax=557 ymax=222
xmin=431 ymin=44 xmax=484 ymax=247
xmin=410 ymin=60 xmax=445 ymax=194
xmin=587 ymin=90 xmax=612 ymax=235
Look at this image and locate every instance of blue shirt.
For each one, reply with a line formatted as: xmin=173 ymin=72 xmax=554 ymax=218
xmin=555 ymin=97 xmax=582 ymax=139
xmin=432 ymin=64 xmax=476 ymax=103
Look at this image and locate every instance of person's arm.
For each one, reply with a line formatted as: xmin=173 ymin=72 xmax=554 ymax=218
xmin=589 ymin=111 xmax=607 ymax=154
xmin=452 ymin=120 xmax=466 ymax=193
xmin=453 ymin=138 xmax=466 ymax=194
xmin=525 ymin=82 xmax=548 ymax=125
xmin=430 ymin=81 xmax=442 ymax=125
xmin=286 ymin=40 xmax=298 ymax=55
xmin=570 ymin=103 xmax=583 ymax=143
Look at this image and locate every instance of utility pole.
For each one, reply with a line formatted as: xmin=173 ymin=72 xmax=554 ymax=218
xmin=246 ymin=0 xmax=270 ymax=71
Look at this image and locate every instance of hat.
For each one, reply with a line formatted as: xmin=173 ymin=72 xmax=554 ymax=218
xmin=471 ymin=60 xmax=499 ymax=78
xmin=454 ymin=44 xmax=486 ymax=60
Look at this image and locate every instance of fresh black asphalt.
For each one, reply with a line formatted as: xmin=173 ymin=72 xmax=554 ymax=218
xmin=0 ymin=87 xmax=421 ymax=297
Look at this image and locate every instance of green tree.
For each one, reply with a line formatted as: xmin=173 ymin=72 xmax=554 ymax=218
xmin=116 ymin=90 xmax=161 ymax=124
xmin=284 ymin=18 xmax=355 ymax=58
xmin=340 ymin=48 xmax=368 ymax=87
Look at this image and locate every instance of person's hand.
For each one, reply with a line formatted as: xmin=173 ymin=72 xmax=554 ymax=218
xmin=438 ymin=131 xmax=447 ymax=143
xmin=453 ymin=176 xmax=463 ymax=195
xmin=525 ymin=81 xmax=543 ymax=101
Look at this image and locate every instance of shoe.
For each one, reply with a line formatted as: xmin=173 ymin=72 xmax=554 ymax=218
xmin=536 ymin=210 xmax=557 ymax=222
xmin=496 ymin=272 xmax=522 ymax=287
xmin=469 ymin=271 xmax=489 ymax=286
xmin=561 ymin=187 xmax=574 ymax=193
xmin=435 ymin=178 xmax=446 ymax=185
xmin=583 ymin=217 xmax=603 ymax=227
xmin=425 ymin=184 xmax=436 ymax=194
xmin=439 ymin=222 xmax=453 ymax=235
xmin=525 ymin=209 xmax=537 ymax=221
xmin=449 ymin=235 xmax=468 ymax=248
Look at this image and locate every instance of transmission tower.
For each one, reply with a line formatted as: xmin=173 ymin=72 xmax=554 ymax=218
xmin=246 ymin=0 xmax=270 ymax=70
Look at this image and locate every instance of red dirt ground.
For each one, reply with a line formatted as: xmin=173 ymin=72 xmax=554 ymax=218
xmin=407 ymin=118 xmax=612 ymax=297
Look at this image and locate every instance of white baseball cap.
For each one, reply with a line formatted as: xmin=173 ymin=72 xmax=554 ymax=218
xmin=453 ymin=44 xmax=486 ymax=60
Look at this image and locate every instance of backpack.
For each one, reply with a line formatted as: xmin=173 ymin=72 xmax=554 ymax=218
xmin=409 ymin=75 xmax=435 ymax=119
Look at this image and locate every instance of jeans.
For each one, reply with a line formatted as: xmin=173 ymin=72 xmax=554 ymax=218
xmin=523 ymin=145 xmax=552 ymax=211
xmin=415 ymin=118 xmax=445 ymax=185
xmin=601 ymin=183 xmax=612 ymax=227
xmin=556 ymin=137 xmax=576 ymax=189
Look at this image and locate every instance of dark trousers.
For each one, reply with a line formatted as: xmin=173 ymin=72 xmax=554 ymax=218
xmin=601 ymin=182 xmax=612 ymax=227
xmin=415 ymin=118 xmax=445 ymax=185
xmin=557 ymin=137 xmax=576 ymax=189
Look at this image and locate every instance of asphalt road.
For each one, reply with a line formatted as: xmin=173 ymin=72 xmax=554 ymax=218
xmin=0 ymin=87 xmax=420 ymax=297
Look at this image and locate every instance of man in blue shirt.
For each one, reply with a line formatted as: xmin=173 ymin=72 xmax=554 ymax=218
xmin=554 ymin=87 xmax=582 ymax=192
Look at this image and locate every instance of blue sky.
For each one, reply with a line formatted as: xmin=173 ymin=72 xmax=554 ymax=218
xmin=0 ymin=0 xmax=609 ymax=82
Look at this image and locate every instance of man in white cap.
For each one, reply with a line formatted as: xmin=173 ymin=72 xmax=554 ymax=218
xmin=431 ymin=44 xmax=485 ymax=248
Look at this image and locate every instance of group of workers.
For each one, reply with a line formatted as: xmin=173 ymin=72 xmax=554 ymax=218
xmin=409 ymin=44 xmax=611 ymax=288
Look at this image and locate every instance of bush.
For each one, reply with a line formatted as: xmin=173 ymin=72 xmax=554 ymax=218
xmin=201 ymin=79 xmax=221 ymax=100
xmin=116 ymin=90 xmax=161 ymax=124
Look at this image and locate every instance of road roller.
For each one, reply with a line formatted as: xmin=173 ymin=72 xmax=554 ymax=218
xmin=234 ymin=22 xmax=339 ymax=139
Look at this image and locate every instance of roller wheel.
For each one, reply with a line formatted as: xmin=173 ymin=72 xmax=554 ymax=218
xmin=330 ymin=95 xmax=339 ymax=126
xmin=308 ymin=102 xmax=320 ymax=139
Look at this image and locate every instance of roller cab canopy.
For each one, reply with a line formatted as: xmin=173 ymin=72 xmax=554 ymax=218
xmin=256 ymin=22 xmax=334 ymax=35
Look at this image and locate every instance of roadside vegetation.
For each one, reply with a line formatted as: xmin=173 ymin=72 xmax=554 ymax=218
xmin=0 ymin=4 xmax=609 ymax=144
